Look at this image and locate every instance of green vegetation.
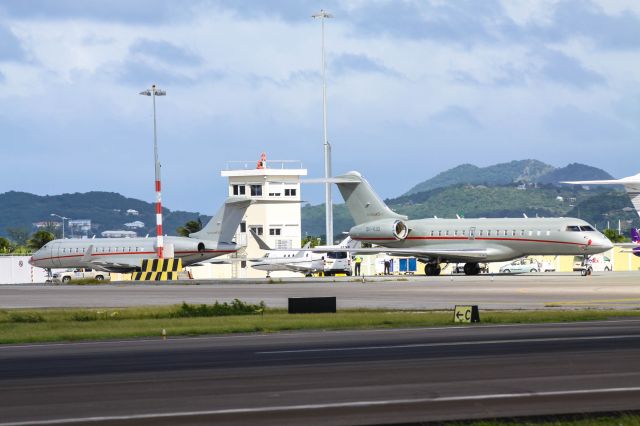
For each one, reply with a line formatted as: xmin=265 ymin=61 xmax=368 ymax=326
xmin=0 ymin=191 xmax=209 ymax=239
xmin=27 ymin=229 xmax=55 ymax=250
xmin=0 ymin=306 xmax=639 ymax=344
xmin=450 ymin=412 xmax=640 ymax=426
xmin=177 ymin=219 xmax=203 ymax=237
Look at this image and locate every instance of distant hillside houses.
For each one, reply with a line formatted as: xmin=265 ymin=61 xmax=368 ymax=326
xmin=126 ymin=209 xmax=139 ymax=216
xmin=33 ymin=221 xmax=61 ymax=229
xmin=124 ymin=221 xmax=145 ymax=229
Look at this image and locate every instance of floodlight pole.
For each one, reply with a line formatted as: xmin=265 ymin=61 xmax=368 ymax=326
xmin=139 ymin=84 xmax=166 ymax=259
xmin=50 ymin=214 xmax=69 ymax=239
xmin=313 ymin=9 xmax=334 ymax=244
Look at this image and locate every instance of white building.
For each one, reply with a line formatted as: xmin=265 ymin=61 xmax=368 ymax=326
xmin=124 ymin=221 xmax=145 ymax=229
xmin=188 ymin=158 xmax=307 ymax=279
xmin=68 ymin=219 xmax=92 ymax=236
xmin=101 ymin=230 xmax=137 ymax=238
xmin=126 ymin=209 xmax=139 ymax=216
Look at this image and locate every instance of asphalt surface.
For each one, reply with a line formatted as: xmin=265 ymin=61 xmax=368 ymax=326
xmin=2 ymin=271 xmax=640 ymax=310
xmin=1 ymin=320 xmax=640 ymax=425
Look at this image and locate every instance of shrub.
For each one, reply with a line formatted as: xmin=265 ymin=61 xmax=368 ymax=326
xmin=173 ymin=299 xmax=265 ymax=318
xmin=9 ymin=313 xmax=45 ymax=323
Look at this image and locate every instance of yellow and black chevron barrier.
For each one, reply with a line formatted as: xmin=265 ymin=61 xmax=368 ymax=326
xmin=133 ymin=258 xmax=183 ymax=281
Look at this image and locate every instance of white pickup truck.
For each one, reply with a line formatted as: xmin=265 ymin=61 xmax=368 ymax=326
xmin=51 ymin=268 xmax=110 ymax=283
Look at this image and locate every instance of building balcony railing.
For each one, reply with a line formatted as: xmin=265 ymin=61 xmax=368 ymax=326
xmin=224 ymin=160 xmax=304 ymax=170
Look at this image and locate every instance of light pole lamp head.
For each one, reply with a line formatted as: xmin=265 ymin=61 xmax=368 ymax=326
xmin=139 ymin=86 xmax=166 ymax=96
xmin=312 ymin=9 xmax=333 ymax=19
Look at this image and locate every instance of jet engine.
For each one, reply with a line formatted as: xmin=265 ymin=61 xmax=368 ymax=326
xmin=349 ymin=219 xmax=409 ymax=241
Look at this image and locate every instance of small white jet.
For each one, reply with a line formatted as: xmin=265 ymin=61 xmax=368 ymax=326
xmin=249 ymin=229 xmax=324 ymax=277
xmin=30 ymin=197 xmax=252 ymax=272
xmin=309 ymin=171 xmax=612 ymax=276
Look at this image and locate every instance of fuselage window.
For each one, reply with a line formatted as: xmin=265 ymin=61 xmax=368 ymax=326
xmin=430 ymin=230 xmax=434 ymax=237
xmin=512 ymin=230 xmax=516 ymax=236
xmin=438 ymin=231 xmax=442 ymax=236
xmin=445 ymin=230 xmax=449 ymax=236
xmin=462 ymin=230 xmax=466 ymax=236
xmin=487 ymin=230 xmax=491 ymax=236
xmin=520 ymin=230 xmax=525 ymax=236
xmin=479 ymin=230 xmax=484 ymax=236
xmin=454 ymin=230 xmax=458 ymax=236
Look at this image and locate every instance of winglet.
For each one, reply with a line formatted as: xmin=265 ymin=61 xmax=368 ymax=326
xmin=250 ymin=229 xmax=272 ymax=250
xmin=81 ymin=244 xmax=94 ymax=262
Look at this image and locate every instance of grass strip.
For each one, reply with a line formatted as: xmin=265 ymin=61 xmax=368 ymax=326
xmin=0 ymin=306 xmax=639 ymax=344
xmin=448 ymin=411 xmax=640 ymax=425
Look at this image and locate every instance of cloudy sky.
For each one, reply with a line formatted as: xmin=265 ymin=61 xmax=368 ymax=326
xmin=1 ymin=0 xmax=640 ymax=213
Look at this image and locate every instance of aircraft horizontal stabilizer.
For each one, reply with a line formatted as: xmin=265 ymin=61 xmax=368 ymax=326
xmin=250 ymin=229 xmax=272 ymax=251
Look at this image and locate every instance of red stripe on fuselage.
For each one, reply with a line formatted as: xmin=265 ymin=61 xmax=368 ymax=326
xmin=353 ymin=236 xmax=587 ymax=246
xmin=31 ymin=250 xmax=236 ymax=263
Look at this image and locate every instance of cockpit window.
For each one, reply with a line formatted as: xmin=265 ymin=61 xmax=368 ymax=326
xmin=565 ymin=226 xmax=581 ymax=232
xmin=579 ymin=226 xmax=595 ymax=232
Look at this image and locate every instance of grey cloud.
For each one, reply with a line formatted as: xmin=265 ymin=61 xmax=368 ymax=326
xmin=0 ymin=0 xmax=193 ymax=23
xmin=330 ymin=53 xmax=400 ymax=77
xmin=0 ymin=23 xmax=26 ymax=61
xmin=535 ymin=48 xmax=605 ymax=88
xmin=116 ymin=59 xmax=196 ymax=86
xmin=430 ymin=106 xmax=481 ymax=128
xmin=130 ymin=39 xmax=202 ymax=66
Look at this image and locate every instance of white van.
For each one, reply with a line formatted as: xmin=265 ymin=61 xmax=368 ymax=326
xmin=573 ymin=255 xmax=612 ymax=275
xmin=323 ymin=252 xmax=352 ymax=276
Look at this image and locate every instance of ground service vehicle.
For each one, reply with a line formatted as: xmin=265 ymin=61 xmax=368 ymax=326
xmin=52 ymin=268 xmax=110 ymax=283
xmin=323 ymin=251 xmax=351 ymax=276
xmin=573 ymin=255 xmax=612 ymax=275
xmin=499 ymin=258 xmax=540 ymax=274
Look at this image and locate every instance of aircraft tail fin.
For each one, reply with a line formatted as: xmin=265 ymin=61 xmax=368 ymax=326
xmin=332 ymin=171 xmax=407 ymax=225
xmin=631 ymin=228 xmax=640 ymax=244
xmin=337 ymin=235 xmax=360 ymax=249
xmin=250 ymin=229 xmax=272 ymax=250
xmin=190 ymin=197 xmax=252 ymax=243
xmin=294 ymin=241 xmax=312 ymax=258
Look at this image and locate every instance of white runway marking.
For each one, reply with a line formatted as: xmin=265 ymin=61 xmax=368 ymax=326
xmin=256 ymin=334 xmax=640 ymax=355
xmin=3 ymin=386 xmax=640 ymax=425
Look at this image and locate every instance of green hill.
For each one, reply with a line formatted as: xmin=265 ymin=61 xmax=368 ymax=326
xmin=0 ymin=191 xmax=208 ymax=239
xmin=403 ymin=160 xmax=613 ymax=195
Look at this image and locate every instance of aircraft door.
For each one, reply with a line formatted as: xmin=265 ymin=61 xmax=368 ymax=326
xmin=52 ymin=242 xmax=62 ymax=267
xmin=468 ymin=227 xmax=476 ymax=240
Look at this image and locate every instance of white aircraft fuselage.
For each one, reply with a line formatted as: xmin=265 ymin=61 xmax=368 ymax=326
xmin=29 ymin=236 xmax=238 ymax=272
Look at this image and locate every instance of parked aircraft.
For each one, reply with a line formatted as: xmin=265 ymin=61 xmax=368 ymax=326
xmin=621 ymin=228 xmax=640 ymax=257
xmin=563 ymin=173 xmax=640 ymax=218
xmin=29 ymin=197 xmax=252 ymax=272
xmin=312 ymin=171 xmax=612 ymax=276
xmin=249 ymin=230 xmax=324 ymax=277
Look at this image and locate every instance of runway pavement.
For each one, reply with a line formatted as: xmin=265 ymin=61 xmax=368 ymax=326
xmin=1 ymin=272 xmax=640 ymax=310
xmin=1 ymin=319 xmax=640 ymax=425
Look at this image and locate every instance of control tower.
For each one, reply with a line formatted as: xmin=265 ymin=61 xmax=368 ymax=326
xmin=220 ymin=154 xmax=307 ymax=278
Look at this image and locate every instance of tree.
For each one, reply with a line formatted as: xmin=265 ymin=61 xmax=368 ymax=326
xmin=27 ymin=230 xmax=55 ymax=251
xmin=7 ymin=227 xmax=30 ymax=246
xmin=177 ymin=219 xmax=203 ymax=237
xmin=0 ymin=237 xmax=10 ymax=253
xmin=603 ymin=228 xmax=628 ymax=243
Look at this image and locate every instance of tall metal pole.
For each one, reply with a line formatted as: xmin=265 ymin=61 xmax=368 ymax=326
xmin=313 ymin=9 xmax=334 ymax=244
xmin=140 ymin=84 xmax=166 ymax=259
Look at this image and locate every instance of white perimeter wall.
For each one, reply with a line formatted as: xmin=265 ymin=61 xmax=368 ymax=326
xmin=0 ymin=256 xmax=49 ymax=284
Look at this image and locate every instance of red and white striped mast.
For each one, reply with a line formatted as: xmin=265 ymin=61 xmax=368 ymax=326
xmin=139 ymin=84 xmax=166 ymax=259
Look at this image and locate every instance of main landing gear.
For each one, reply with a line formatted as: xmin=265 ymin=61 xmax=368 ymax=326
xmin=424 ymin=263 xmax=441 ymax=276
xmin=463 ymin=262 xmax=481 ymax=276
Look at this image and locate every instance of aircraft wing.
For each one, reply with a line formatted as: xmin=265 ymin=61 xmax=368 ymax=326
xmin=313 ymin=247 xmax=488 ymax=261
xmin=87 ymin=258 xmax=141 ymax=272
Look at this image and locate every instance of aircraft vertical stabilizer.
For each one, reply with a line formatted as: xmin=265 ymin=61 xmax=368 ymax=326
xmin=333 ymin=171 xmax=407 ymax=225
xmin=190 ymin=197 xmax=252 ymax=243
